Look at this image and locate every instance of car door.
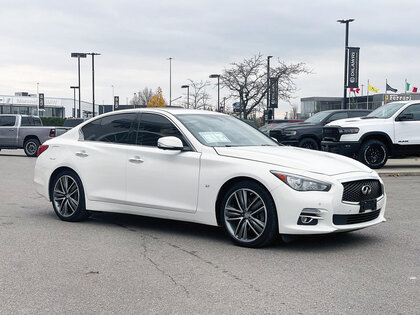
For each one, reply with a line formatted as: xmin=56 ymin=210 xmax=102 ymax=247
xmin=125 ymin=112 xmax=201 ymax=213
xmin=0 ymin=116 xmax=18 ymax=147
xmin=74 ymin=113 xmax=138 ymax=205
xmin=394 ymin=104 xmax=420 ymax=151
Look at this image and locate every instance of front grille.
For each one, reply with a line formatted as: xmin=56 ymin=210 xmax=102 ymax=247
xmin=342 ymin=179 xmax=382 ymax=203
xmin=322 ymin=127 xmax=341 ymax=141
xmin=333 ymin=209 xmax=381 ymax=225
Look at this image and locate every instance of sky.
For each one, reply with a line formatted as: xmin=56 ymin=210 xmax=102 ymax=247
xmin=1 ymin=0 xmax=419 ymax=117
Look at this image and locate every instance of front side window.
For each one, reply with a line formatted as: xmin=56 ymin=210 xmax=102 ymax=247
xmin=0 ymin=116 xmax=16 ymax=127
xmin=398 ymin=104 xmax=420 ymax=121
xmin=81 ymin=113 xmax=137 ymax=144
xmin=326 ymin=112 xmax=348 ymax=123
xmin=136 ymin=113 xmax=186 ymax=147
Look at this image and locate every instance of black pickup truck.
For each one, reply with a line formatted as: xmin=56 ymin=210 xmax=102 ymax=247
xmin=269 ymin=109 xmax=371 ymax=150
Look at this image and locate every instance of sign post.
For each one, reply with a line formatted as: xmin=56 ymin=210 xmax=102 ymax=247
xmin=114 ymin=96 xmax=119 ymax=111
xmin=269 ymin=77 xmax=279 ymax=108
xmin=38 ymin=93 xmax=44 ymax=116
xmin=346 ymin=47 xmax=360 ymax=89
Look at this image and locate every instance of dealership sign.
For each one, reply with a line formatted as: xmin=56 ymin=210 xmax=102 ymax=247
xmin=269 ymin=77 xmax=278 ymax=108
xmin=346 ymin=47 xmax=360 ymax=88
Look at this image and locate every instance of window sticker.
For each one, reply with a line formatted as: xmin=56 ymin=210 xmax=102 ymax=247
xmin=199 ymin=132 xmax=230 ymax=143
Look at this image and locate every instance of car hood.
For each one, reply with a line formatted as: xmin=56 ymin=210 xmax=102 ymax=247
xmin=271 ymin=122 xmax=318 ymax=131
xmin=214 ymin=146 xmax=372 ymax=176
xmin=326 ymin=117 xmax=385 ymax=127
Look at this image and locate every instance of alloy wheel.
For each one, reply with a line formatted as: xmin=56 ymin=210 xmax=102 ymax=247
xmin=365 ymin=144 xmax=386 ymax=165
xmin=223 ymin=188 xmax=267 ymax=242
xmin=53 ymin=175 xmax=80 ymax=217
xmin=26 ymin=142 xmax=37 ymax=155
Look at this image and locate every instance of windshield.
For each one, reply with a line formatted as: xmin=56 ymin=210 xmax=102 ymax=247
xmin=305 ymin=111 xmax=330 ymax=123
xmin=176 ymin=114 xmax=278 ymax=147
xmin=364 ymin=102 xmax=407 ymax=119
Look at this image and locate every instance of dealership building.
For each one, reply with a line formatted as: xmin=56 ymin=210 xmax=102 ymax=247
xmin=300 ymin=92 xmax=420 ymax=119
xmin=0 ymin=92 xmax=100 ymax=118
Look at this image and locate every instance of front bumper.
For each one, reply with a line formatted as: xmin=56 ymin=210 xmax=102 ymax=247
xmin=270 ymin=172 xmax=386 ymax=235
xmin=321 ymin=140 xmax=361 ymax=157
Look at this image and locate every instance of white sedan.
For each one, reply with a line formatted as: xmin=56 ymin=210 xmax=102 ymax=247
xmin=34 ymin=108 xmax=386 ymax=247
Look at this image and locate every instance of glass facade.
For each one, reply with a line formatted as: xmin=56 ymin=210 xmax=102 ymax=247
xmin=0 ymin=105 xmax=64 ymax=117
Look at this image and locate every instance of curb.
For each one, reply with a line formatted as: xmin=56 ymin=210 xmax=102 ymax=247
xmin=378 ymin=171 xmax=420 ymax=177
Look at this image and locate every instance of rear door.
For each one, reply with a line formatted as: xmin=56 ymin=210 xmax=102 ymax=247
xmin=74 ymin=113 xmax=138 ymax=205
xmin=0 ymin=116 xmax=18 ymax=147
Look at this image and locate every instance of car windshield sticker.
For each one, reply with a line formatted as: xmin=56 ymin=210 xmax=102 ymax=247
xmin=199 ymin=132 xmax=231 ymax=143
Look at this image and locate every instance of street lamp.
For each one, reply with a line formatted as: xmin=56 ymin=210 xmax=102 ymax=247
xmin=181 ymin=85 xmax=189 ymax=107
xmin=209 ymin=74 xmax=220 ymax=111
xmin=71 ymin=52 xmax=87 ymax=118
xmin=86 ymin=52 xmax=100 ymax=117
xmin=337 ymin=19 xmax=355 ymax=110
xmin=70 ymin=86 xmax=79 ymax=117
xmin=168 ymin=57 xmax=173 ymax=106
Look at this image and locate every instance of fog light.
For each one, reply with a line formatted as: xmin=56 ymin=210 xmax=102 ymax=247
xmin=297 ymin=208 xmax=324 ymax=226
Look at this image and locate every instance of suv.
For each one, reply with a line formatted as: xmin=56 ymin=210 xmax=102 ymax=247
xmin=269 ymin=109 xmax=371 ymax=150
xmin=322 ymin=101 xmax=420 ymax=169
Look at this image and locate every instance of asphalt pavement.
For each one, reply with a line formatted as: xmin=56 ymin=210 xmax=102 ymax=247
xmin=0 ymin=150 xmax=419 ymax=314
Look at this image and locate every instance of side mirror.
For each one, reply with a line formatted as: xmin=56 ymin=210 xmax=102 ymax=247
xmin=397 ymin=113 xmax=414 ymax=121
xmin=157 ymin=136 xmax=184 ymax=150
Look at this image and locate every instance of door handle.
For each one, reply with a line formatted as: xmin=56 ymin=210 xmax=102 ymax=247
xmin=75 ymin=151 xmax=88 ymax=158
xmin=129 ymin=156 xmax=144 ymax=164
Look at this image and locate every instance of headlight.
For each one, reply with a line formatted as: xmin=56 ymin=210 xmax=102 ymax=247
xmin=339 ymin=127 xmax=359 ymax=134
xmin=283 ymin=130 xmax=297 ymax=136
xmin=271 ymin=171 xmax=331 ymax=191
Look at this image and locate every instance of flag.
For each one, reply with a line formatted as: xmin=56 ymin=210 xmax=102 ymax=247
xmin=386 ymin=83 xmax=397 ymax=93
xmin=406 ymin=82 xmax=411 ymax=91
xmin=413 ymin=87 xmax=418 ymax=93
xmin=368 ymin=83 xmax=379 ymax=93
xmin=350 ymin=88 xmax=360 ymax=93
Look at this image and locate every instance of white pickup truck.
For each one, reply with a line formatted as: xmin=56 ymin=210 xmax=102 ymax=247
xmin=321 ymin=101 xmax=420 ymax=169
xmin=0 ymin=114 xmax=68 ymax=157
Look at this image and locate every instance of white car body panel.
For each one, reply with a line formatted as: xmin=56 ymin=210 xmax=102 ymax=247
xmin=34 ymin=108 xmax=386 ymax=235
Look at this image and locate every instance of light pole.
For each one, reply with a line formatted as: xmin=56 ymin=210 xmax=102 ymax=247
xmin=209 ymin=74 xmax=220 ymax=111
xmin=337 ymin=19 xmax=355 ymax=110
xmin=71 ymin=53 xmax=87 ymax=118
xmin=36 ymin=82 xmax=40 ymax=116
xmin=86 ymin=52 xmax=100 ymax=117
xmin=181 ymin=85 xmax=189 ymax=107
xmin=267 ymin=55 xmax=273 ymax=119
xmin=168 ymin=57 xmax=173 ymax=106
xmin=111 ymin=85 xmax=115 ymax=111
xmin=70 ymin=86 xmax=78 ymax=117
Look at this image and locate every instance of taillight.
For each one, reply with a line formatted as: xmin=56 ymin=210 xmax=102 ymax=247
xmin=37 ymin=145 xmax=49 ymax=157
xmin=49 ymin=128 xmax=56 ymax=137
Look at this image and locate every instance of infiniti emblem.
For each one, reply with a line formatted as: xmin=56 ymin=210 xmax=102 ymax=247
xmin=361 ymin=185 xmax=372 ymax=196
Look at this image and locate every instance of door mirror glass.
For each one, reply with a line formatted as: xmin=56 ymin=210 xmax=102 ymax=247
xmin=398 ymin=113 xmax=414 ymax=121
xmin=157 ymin=136 xmax=184 ymax=150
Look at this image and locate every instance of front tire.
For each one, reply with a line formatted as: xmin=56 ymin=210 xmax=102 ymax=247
xmin=358 ymin=139 xmax=388 ymax=169
xmin=298 ymin=137 xmax=319 ymax=150
xmin=220 ymin=181 xmax=278 ymax=248
xmin=51 ymin=170 xmax=88 ymax=222
xmin=24 ymin=138 xmax=40 ymax=157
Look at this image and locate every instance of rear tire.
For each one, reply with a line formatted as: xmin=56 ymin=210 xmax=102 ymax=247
xmin=23 ymin=138 xmax=40 ymax=157
xmin=50 ymin=170 xmax=89 ymax=222
xmin=298 ymin=137 xmax=319 ymax=150
xmin=358 ymin=139 xmax=388 ymax=169
xmin=220 ymin=181 xmax=278 ymax=248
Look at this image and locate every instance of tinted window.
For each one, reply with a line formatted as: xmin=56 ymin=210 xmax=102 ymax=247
xmin=33 ymin=118 xmax=42 ymax=126
xmin=82 ymin=113 xmax=137 ymax=144
xmin=326 ymin=112 xmax=348 ymax=123
xmin=137 ymin=113 xmax=186 ymax=147
xmin=348 ymin=111 xmax=369 ymax=118
xmin=21 ymin=117 xmax=31 ymax=126
xmin=0 ymin=116 xmax=16 ymax=126
xmin=399 ymin=104 xmax=420 ymax=121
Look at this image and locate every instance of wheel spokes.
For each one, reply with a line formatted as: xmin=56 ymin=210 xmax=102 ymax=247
xmin=53 ymin=175 xmax=79 ymax=217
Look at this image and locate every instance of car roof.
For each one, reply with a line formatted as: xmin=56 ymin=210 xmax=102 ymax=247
xmin=101 ymin=107 xmax=223 ymax=116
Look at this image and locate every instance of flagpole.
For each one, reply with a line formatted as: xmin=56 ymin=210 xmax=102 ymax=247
xmin=367 ymin=80 xmax=369 ymax=110
xmin=385 ymin=79 xmax=387 ymax=105
xmin=405 ymin=78 xmax=407 ymax=95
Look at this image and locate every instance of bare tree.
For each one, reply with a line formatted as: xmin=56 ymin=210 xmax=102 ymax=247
xmin=183 ymin=79 xmax=212 ymax=110
xmin=290 ymin=104 xmax=299 ymax=119
xmin=130 ymin=87 xmax=154 ymax=106
xmin=221 ymin=53 xmax=309 ymax=119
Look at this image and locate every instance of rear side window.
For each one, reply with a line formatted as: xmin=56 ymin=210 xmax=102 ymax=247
xmin=21 ymin=117 xmax=31 ymax=126
xmin=33 ymin=118 xmax=42 ymax=126
xmin=136 ymin=113 xmax=186 ymax=147
xmin=21 ymin=117 xmax=42 ymax=126
xmin=81 ymin=114 xmax=137 ymax=144
xmin=0 ymin=116 xmax=16 ymax=126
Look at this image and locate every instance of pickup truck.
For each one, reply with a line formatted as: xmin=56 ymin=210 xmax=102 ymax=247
xmin=322 ymin=101 xmax=420 ymax=169
xmin=0 ymin=114 xmax=68 ymax=157
xmin=269 ymin=109 xmax=371 ymax=150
